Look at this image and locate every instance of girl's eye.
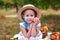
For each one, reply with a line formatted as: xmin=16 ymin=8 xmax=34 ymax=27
xmin=26 ymin=15 xmax=29 ymax=17
xmin=31 ymin=15 xmax=33 ymax=17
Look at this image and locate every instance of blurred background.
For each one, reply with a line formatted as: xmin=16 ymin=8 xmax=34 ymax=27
xmin=0 ymin=0 xmax=60 ymax=40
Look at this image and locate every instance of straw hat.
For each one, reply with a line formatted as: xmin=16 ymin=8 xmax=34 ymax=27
xmin=17 ymin=4 xmax=41 ymax=21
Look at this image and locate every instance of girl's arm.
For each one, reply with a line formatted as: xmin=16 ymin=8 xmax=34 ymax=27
xmin=31 ymin=24 xmax=38 ymax=37
xmin=31 ymin=18 xmax=40 ymax=37
xmin=20 ymin=25 xmax=32 ymax=38
xmin=31 ymin=24 xmax=41 ymax=37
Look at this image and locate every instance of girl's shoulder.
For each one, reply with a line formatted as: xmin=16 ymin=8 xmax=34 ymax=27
xmin=19 ymin=22 xmax=23 ymax=25
xmin=36 ymin=23 xmax=41 ymax=28
xmin=19 ymin=22 xmax=26 ymax=28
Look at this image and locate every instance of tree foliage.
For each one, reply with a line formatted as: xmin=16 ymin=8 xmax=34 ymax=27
xmin=0 ymin=0 xmax=60 ymax=9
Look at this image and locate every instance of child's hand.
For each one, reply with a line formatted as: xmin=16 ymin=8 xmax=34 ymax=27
xmin=33 ymin=17 xmax=40 ymax=25
xmin=29 ymin=23 xmax=34 ymax=29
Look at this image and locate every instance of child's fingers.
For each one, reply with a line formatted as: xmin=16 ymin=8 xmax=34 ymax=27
xmin=34 ymin=17 xmax=39 ymax=22
xmin=35 ymin=19 xmax=39 ymax=24
xmin=29 ymin=23 xmax=34 ymax=29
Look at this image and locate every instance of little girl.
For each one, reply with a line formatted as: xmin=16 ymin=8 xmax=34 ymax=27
xmin=17 ymin=4 xmax=42 ymax=40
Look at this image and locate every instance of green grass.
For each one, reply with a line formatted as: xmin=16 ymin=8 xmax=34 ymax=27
xmin=41 ymin=14 xmax=60 ymax=32
xmin=41 ymin=14 xmax=60 ymax=22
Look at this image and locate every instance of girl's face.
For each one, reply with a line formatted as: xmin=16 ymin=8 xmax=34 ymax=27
xmin=23 ymin=10 xmax=35 ymax=24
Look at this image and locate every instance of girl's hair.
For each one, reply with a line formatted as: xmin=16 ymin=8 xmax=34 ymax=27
xmin=21 ymin=8 xmax=37 ymax=20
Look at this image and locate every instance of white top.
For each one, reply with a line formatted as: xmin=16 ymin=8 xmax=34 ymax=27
xmin=18 ymin=22 xmax=42 ymax=40
xmin=19 ymin=22 xmax=41 ymax=29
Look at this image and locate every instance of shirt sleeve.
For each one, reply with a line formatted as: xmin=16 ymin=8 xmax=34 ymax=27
xmin=19 ymin=22 xmax=25 ymax=28
xmin=36 ymin=23 xmax=41 ymax=28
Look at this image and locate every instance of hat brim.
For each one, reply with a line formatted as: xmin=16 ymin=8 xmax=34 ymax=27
xmin=17 ymin=6 xmax=41 ymax=21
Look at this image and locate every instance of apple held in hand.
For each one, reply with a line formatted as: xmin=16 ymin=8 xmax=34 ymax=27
xmin=33 ymin=17 xmax=38 ymax=21
xmin=33 ymin=17 xmax=40 ymax=25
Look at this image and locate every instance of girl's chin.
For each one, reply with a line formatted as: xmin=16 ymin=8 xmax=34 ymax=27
xmin=27 ymin=22 xmax=32 ymax=24
xmin=28 ymin=22 xmax=32 ymax=24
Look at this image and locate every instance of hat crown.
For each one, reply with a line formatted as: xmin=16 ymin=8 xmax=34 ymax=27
xmin=23 ymin=4 xmax=35 ymax=8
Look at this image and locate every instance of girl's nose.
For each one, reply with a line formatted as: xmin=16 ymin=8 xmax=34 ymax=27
xmin=28 ymin=16 xmax=34 ymax=19
xmin=28 ymin=16 xmax=32 ymax=19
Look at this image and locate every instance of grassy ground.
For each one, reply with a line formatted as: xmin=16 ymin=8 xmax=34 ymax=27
xmin=41 ymin=14 xmax=60 ymax=31
xmin=0 ymin=8 xmax=60 ymax=40
xmin=0 ymin=17 xmax=21 ymax=40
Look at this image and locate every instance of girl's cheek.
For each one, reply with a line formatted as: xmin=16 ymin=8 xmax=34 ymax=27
xmin=31 ymin=17 xmax=34 ymax=20
xmin=24 ymin=17 xmax=28 ymax=19
xmin=25 ymin=16 xmax=34 ymax=19
xmin=24 ymin=17 xmax=34 ymax=22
